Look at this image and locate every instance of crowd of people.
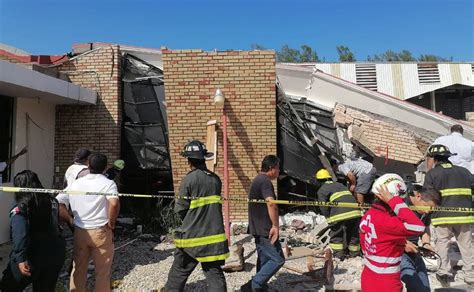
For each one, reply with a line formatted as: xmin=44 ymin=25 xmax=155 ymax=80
xmin=0 ymin=149 xmax=124 ymax=292
xmin=0 ymin=124 xmax=472 ymax=292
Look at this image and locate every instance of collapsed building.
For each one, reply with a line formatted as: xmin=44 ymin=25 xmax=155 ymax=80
xmin=1 ymin=42 xmax=473 ymax=239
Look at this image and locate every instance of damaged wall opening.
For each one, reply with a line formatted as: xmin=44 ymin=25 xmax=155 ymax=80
xmin=120 ymin=54 xmax=174 ymax=232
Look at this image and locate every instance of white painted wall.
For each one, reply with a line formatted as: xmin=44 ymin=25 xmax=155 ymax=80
xmin=12 ymin=98 xmax=56 ymax=188
xmin=0 ymin=98 xmax=56 ymax=243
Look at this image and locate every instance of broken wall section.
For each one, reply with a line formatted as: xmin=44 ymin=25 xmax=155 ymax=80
xmin=333 ymin=104 xmax=436 ymax=166
xmin=54 ymin=46 xmax=122 ymax=187
xmin=162 ymin=49 xmax=277 ymax=222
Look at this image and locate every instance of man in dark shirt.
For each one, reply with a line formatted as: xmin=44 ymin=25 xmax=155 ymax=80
xmin=242 ymin=155 xmax=284 ymax=292
xmin=400 ymin=186 xmax=440 ymax=292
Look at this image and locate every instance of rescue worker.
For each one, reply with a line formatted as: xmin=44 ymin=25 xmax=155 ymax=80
xmin=359 ymin=174 xmax=425 ymax=292
xmin=0 ymin=170 xmax=66 ymax=292
xmin=338 ymin=155 xmax=376 ymax=204
xmin=400 ymin=186 xmax=440 ymax=292
xmin=104 ymin=159 xmax=125 ymax=181
xmin=164 ymin=140 xmax=229 ymax=292
xmin=423 ymin=144 xmax=474 ymax=287
xmin=316 ymin=169 xmax=362 ymax=260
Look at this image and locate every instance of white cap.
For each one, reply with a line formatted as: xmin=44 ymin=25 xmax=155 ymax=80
xmin=371 ymin=173 xmax=407 ymax=197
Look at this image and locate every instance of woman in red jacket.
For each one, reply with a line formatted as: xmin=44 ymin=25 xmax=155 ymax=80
xmin=359 ymin=174 xmax=425 ymax=292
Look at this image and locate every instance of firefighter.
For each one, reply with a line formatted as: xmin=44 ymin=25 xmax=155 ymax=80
xmin=423 ymin=144 xmax=474 ymax=287
xmin=164 ymin=140 xmax=229 ymax=292
xmin=316 ymin=169 xmax=362 ymax=260
xmin=359 ymin=174 xmax=425 ymax=292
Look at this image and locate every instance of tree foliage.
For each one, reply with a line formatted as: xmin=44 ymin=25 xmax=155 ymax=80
xmin=336 ymin=45 xmax=356 ymax=62
xmin=276 ymin=44 xmax=319 ymax=62
xmin=367 ymin=50 xmax=450 ymax=62
xmin=251 ymin=44 xmax=452 ymax=63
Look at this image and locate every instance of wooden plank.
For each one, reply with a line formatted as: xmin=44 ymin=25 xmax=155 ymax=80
xmin=206 ymin=120 xmax=217 ymax=171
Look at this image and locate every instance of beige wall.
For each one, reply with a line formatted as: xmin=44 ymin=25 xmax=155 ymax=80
xmin=12 ymin=98 xmax=56 ymax=188
xmin=1 ymin=97 xmax=56 ymax=243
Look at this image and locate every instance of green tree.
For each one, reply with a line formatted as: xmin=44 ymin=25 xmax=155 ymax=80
xmin=336 ymin=45 xmax=356 ymax=62
xmin=398 ymin=50 xmax=415 ymax=61
xmin=276 ymin=45 xmax=300 ymax=62
xmin=276 ymin=44 xmax=319 ymax=62
xmin=299 ymin=45 xmax=319 ymax=62
xmin=367 ymin=50 xmax=449 ymax=62
xmin=418 ymin=54 xmax=450 ymax=62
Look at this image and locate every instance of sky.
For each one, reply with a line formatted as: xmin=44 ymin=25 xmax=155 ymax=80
xmin=0 ymin=0 xmax=473 ymax=61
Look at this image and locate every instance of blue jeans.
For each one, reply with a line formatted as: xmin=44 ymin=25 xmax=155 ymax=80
xmin=252 ymin=235 xmax=285 ymax=289
xmin=400 ymin=253 xmax=430 ymax=292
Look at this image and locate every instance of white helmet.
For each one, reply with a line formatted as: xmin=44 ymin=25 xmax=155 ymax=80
xmin=371 ymin=173 xmax=407 ymax=197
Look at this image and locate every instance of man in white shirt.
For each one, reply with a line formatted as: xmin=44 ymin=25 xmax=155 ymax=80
xmin=0 ymin=147 xmax=27 ymax=184
xmin=429 ymin=125 xmax=474 ymax=174
xmin=57 ymin=153 xmax=120 ymax=292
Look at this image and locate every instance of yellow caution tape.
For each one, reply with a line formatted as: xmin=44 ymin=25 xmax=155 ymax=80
xmin=0 ymin=186 xmax=473 ymax=213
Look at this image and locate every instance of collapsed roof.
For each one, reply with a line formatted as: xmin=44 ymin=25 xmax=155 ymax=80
xmin=276 ymin=64 xmax=474 ymax=140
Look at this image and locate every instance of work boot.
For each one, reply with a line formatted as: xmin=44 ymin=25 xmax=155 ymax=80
xmin=436 ymin=274 xmax=452 ymax=288
xmin=333 ymin=250 xmax=347 ymax=261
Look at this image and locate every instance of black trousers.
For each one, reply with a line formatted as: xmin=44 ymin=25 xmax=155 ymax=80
xmin=329 ymin=218 xmax=360 ymax=257
xmin=0 ymin=238 xmax=65 ymax=292
xmin=164 ymin=248 xmax=226 ymax=292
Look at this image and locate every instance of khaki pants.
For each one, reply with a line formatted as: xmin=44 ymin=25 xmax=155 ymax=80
xmin=435 ymin=224 xmax=474 ymax=282
xmin=70 ymin=225 xmax=114 ymax=292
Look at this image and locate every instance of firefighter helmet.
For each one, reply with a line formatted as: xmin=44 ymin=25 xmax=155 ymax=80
xmin=315 ymin=169 xmax=332 ymax=180
xmin=181 ymin=140 xmax=213 ymax=160
xmin=371 ymin=173 xmax=407 ymax=197
xmin=426 ymin=144 xmax=455 ymax=158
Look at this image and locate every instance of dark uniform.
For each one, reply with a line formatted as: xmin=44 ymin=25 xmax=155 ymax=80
xmin=317 ymin=181 xmax=362 ymax=258
xmin=423 ymin=160 xmax=474 ymax=282
xmin=165 ymin=168 xmax=229 ymax=292
xmin=0 ymin=198 xmax=66 ymax=292
xmin=424 ymin=162 xmax=473 ymax=225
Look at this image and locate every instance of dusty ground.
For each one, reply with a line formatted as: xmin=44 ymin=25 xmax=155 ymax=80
xmin=0 ymin=232 xmax=472 ymax=291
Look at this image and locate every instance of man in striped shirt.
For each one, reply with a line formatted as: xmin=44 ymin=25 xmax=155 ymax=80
xmin=338 ymin=156 xmax=376 ymax=204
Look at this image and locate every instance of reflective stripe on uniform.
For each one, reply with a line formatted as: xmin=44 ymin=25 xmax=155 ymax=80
xmin=393 ymin=203 xmax=408 ymax=215
xmin=403 ymin=222 xmax=425 ymax=232
xmin=189 ymin=195 xmax=222 ymax=209
xmin=329 ymin=243 xmax=344 ymax=250
xmin=196 ymin=252 xmax=230 ymax=262
xmin=364 ymin=259 xmax=400 ymax=274
xmin=174 ymin=233 xmax=227 ymax=248
xmin=348 ymin=245 xmax=360 ymax=252
xmin=431 ymin=216 xmax=474 ymax=225
xmin=327 ymin=210 xmax=362 ymax=223
xmin=329 ymin=191 xmax=352 ymax=202
xmin=365 ymin=254 xmax=402 ymax=264
xmin=440 ymin=188 xmax=471 ymax=197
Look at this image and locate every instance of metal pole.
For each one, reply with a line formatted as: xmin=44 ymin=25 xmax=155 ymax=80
xmin=222 ymin=112 xmax=231 ymax=245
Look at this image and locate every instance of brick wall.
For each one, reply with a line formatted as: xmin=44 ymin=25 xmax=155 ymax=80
xmin=162 ymin=49 xmax=277 ymax=222
xmin=334 ymin=104 xmax=434 ymax=164
xmin=54 ymin=46 xmax=122 ymax=186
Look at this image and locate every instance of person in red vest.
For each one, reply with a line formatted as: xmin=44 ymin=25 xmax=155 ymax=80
xmin=359 ymin=174 xmax=425 ymax=292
